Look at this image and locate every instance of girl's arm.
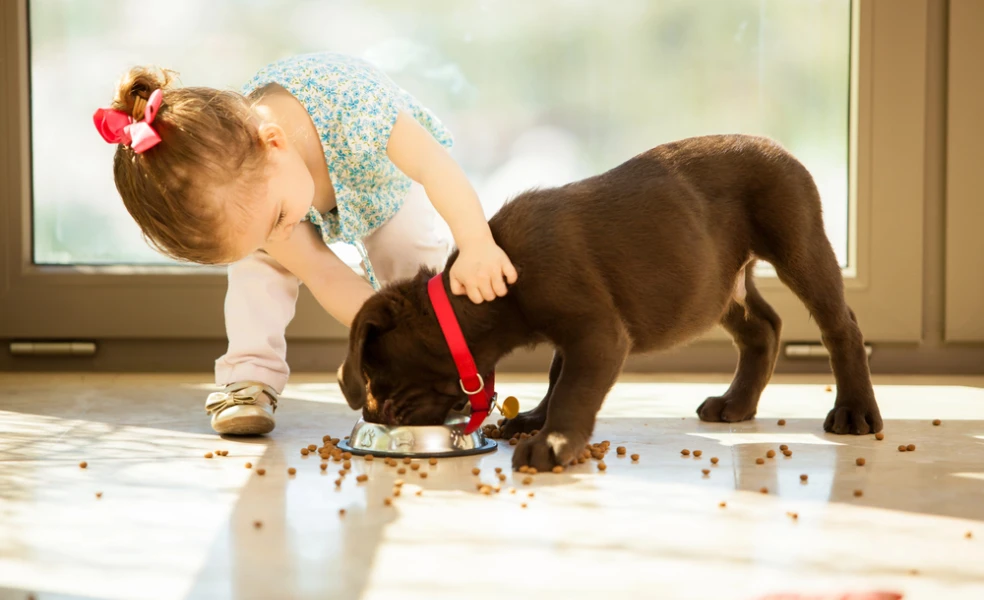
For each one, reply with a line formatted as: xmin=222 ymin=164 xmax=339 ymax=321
xmin=385 ymin=111 xmax=518 ymax=304
xmin=264 ymin=224 xmax=374 ymax=328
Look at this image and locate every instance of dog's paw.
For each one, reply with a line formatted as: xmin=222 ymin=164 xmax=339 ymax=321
xmin=696 ymin=394 xmax=758 ymax=423
xmin=500 ymin=409 xmax=547 ymax=439
xmin=824 ymin=396 xmax=882 ymax=435
xmin=511 ymin=429 xmax=586 ymax=472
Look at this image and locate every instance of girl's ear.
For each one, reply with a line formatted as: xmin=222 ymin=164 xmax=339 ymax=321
xmin=257 ymin=122 xmax=289 ymax=151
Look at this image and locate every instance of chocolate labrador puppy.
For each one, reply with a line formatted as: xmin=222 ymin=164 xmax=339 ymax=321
xmin=338 ymin=134 xmax=882 ymax=471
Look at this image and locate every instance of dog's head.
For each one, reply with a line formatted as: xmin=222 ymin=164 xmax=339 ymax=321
xmin=338 ymin=268 xmax=471 ymax=426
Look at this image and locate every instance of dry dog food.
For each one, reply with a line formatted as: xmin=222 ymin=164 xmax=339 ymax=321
xmin=80 ymin=461 xmax=89 ymax=469
xmin=693 ymin=450 xmax=703 ymax=458
xmin=932 ymin=419 xmax=941 ymax=426
xmin=760 ymin=487 xmax=768 ymax=494
xmin=522 ymin=476 xmax=533 ymax=485
xmin=307 ymin=444 xmax=317 ymax=452
xmin=856 ymin=457 xmax=866 ymax=466
xmin=356 ymin=474 xmax=368 ymax=483
xmin=755 ymin=458 xmax=765 ymax=465
xmin=719 ymin=501 xmax=727 ymax=508
xmin=288 ymin=468 xmax=296 ymax=475
xmin=766 ymin=450 xmax=776 ymax=459
xmin=710 ymin=457 xmax=719 ymax=465
xmin=966 ymin=532 xmax=973 ymax=539
xmin=519 ymin=466 xmax=530 ymax=473
xmin=631 ymin=454 xmax=640 ymax=461
xmin=528 ymin=492 xmax=535 ymax=498
xmin=204 ymin=453 xmax=213 ymax=460
xmin=334 ymin=479 xmax=342 ymax=487
xmin=509 ymin=439 xmax=518 ymax=446
xmin=479 ymin=485 xmax=492 ymax=496
xmin=394 ymin=479 xmax=405 ymax=487
xmin=898 ymin=445 xmax=907 ymax=452
xmin=343 ymin=460 xmax=352 ymax=469
xmin=528 ymin=468 xmax=538 ymax=475
xmin=401 ymin=457 xmax=411 ymax=464
xmin=500 ymin=473 xmax=509 ymax=481
xmin=257 ymin=468 xmax=266 ymax=476
xmin=95 ymin=492 xmax=102 ymax=498
xmin=800 ymin=474 xmax=808 ymax=482
xmin=254 ymin=520 xmax=262 ymax=529
xmin=853 ymin=489 xmax=863 ymax=497
xmin=416 ymin=490 xmax=423 ymax=496
xmin=245 ymin=462 xmax=253 ymax=469
xmin=681 ymin=449 xmax=691 ymax=456
xmin=494 ymin=467 xmax=503 ymax=474
xmin=397 ymin=468 xmax=407 ymax=475
xmin=777 ymin=419 xmax=786 ymax=426
xmin=702 ymin=469 xmax=710 ymax=476
xmin=429 ymin=458 xmax=438 ymax=465
xmin=787 ymin=512 xmax=799 ymax=520
xmin=339 ymin=509 xmax=346 ymax=517
xmin=320 ymin=463 xmax=328 ymax=471
xmin=384 ymin=498 xmax=393 ymax=506
xmin=779 ymin=445 xmax=789 ymax=451
xmin=597 ymin=462 xmax=607 ymax=471
xmin=617 ymin=446 xmax=627 ymax=456
xmin=338 ymin=469 xmax=348 ymax=476
xmin=782 ymin=450 xmax=792 ymax=457
xmin=875 ymin=433 xmax=885 ymax=440
xmin=520 ymin=503 xmax=528 ymax=508
xmin=393 ymin=488 xmax=402 ymax=497
xmin=420 ymin=472 xmax=428 ymax=479
xmin=552 ymin=466 xmax=563 ymax=474
xmin=365 ymin=455 xmax=374 ymax=462
xmin=472 ymin=468 xmax=481 ymax=476
xmin=907 ymin=444 xmax=916 ymax=451
xmin=410 ymin=463 xmax=420 ymax=471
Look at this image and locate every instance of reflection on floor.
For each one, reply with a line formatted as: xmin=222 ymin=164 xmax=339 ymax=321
xmin=1 ymin=373 xmax=983 ymax=600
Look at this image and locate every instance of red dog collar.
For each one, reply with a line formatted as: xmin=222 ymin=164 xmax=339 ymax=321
xmin=427 ymin=274 xmax=495 ymax=434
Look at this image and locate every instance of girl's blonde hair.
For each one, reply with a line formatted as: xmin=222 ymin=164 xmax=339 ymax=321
xmin=109 ymin=66 xmax=265 ymax=264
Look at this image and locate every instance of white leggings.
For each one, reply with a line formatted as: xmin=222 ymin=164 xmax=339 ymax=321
xmin=214 ymin=183 xmax=450 ymax=392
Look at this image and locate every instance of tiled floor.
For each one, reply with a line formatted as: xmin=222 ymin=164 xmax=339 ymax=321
xmin=1 ymin=373 xmax=983 ymax=600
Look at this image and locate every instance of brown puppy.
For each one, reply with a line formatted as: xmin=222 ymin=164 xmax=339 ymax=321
xmin=339 ymin=134 xmax=882 ymax=471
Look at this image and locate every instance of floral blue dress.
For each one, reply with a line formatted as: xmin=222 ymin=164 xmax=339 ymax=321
xmin=242 ymin=53 xmax=453 ymax=288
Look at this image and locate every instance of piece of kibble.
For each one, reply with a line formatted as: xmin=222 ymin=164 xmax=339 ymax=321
xmin=800 ymin=474 xmax=808 ymax=482
xmin=577 ymin=458 xmax=586 ymax=464
xmin=760 ymin=487 xmax=768 ymax=494
xmin=402 ymin=457 xmax=411 ymax=464
xmin=384 ymin=498 xmax=393 ymax=506
xmin=966 ymin=531 xmax=973 ymax=539
xmin=257 ymin=468 xmax=266 ymax=476
xmin=509 ymin=438 xmax=518 ymax=446
xmin=552 ymin=466 xmax=564 ymax=474
xmin=710 ymin=457 xmax=719 ymax=465
xmin=479 ymin=485 xmax=492 ymax=496
xmin=702 ymin=469 xmax=710 ymax=476
xmin=356 ymin=474 xmax=368 ymax=483
xmin=777 ymin=419 xmax=786 ymax=426
xmin=287 ymin=467 xmax=296 ymax=475
xmin=307 ymin=444 xmax=316 ymax=452
xmin=521 ymin=503 xmax=528 ymax=508
xmin=528 ymin=468 xmax=538 ymax=475
xmin=782 ymin=450 xmax=792 ymax=457
xmin=681 ymin=449 xmax=691 ymax=456
xmin=719 ymin=501 xmax=727 ymax=508
xmin=932 ymin=419 xmax=941 ymax=426
xmin=856 ymin=457 xmax=866 ymax=466
xmin=410 ymin=463 xmax=420 ymax=471
xmin=415 ymin=489 xmax=423 ymax=496
xmin=825 ymin=385 xmax=833 ymax=392
xmin=597 ymin=462 xmax=607 ymax=471
xmin=245 ymin=462 xmax=253 ymax=469
xmin=787 ymin=512 xmax=799 ymax=520
xmin=95 ymin=492 xmax=103 ymax=498
xmin=693 ymin=450 xmax=703 ymax=458
xmin=320 ymin=463 xmax=328 ymax=471
xmin=631 ymin=454 xmax=639 ymax=461
xmin=854 ymin=489 xmax=863 ymax=497
xmin=338 ymin=469 xmax=348 ymax=476
xmin=419 ymin=472 xmax=428 ymax=479
xmin=339 ymin=509 xmax=346 ymax=517
xmin=393 ymin=489 xmax=402 ymax=497
xmin=779 ymin=444 xmax=789 ymax=451
xmin=766 ymin=450 xmax=776 ymax=459
xmin=334 ymin=479 xmax=342 ymax=487
xmin=518 ymin=466 xmax=529 ymax=474
xmin=333 ymin=456 xmax=342 ymax=463
xmin=343 ymin=461 xmax=352 ymax=469
xmin=204 ymin=453 xmax=213 ymax=459
xmin=617 ymin=446 xmax=627 ymax=455
xmin=898 ymin=445 xmax=907 ymax=452
xmin=496 ymin=473 xmax=507 ymax=481
xmin=429 ymin=458 xmax=438 ymax=466
xmin=253 ymin=520 xmax=263 ymax=529
xmin=755 ymin=458 xmax=765 ymax=465
xmin=907 ymin=444 xmax=916 ymax=451
xmin=80 ymin=461 xmax=89 ymax=469
xmin=508 ymin=487 xmax=517 ymax=494
xmin=472 ymin=468 xmax=481 ymax=476
xmin=365 ymin=455 xmax=374 ymax=462
xmin=875 ymin=433 xmax=885 ymax=440
xmin=398 ymin=467 xmax=407 ymax=475
xmin=522 ymin=476 xmax=533 ymax=485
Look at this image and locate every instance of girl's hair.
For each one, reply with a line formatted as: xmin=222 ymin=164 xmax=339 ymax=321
xmin=110 ymin=66 xmax=265 ymax=264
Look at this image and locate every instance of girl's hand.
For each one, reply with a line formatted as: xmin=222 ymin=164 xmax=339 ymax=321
xmin=450 ymin=237 xmax=518 ymax=303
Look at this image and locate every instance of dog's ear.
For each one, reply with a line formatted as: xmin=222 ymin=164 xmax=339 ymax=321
xmin=339 ymin=299 xmax=394 ymax=410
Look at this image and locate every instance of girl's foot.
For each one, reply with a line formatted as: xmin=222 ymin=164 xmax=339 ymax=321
xmin=205 ymin=382 xmax=278 ymax=435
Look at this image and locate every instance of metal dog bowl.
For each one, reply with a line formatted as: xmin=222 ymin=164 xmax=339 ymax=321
xmin=336 ymin=403 xmax=498 ymax=458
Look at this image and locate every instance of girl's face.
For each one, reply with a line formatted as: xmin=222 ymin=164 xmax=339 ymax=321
xmin=226 ymin=124 xmax=315 ymax=262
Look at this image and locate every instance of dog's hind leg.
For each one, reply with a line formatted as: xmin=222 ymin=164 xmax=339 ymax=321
xmin=697 ymin=265 xmax=781 ymax=423
xmin=500 ymin=350 xmax=561 ymax=438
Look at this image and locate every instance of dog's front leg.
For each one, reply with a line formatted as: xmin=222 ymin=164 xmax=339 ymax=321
xmin=512 ymin=332 xmax=629 ymax=471
xmin=500 ymin=350 xmax=562 ymax=438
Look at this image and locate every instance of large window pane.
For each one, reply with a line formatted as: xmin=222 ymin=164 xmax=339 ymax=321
xmin=30 ymin=0 xmax=850 ymax=267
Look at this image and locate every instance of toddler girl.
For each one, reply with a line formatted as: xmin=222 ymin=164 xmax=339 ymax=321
xmin=95 ymin=52 xmax=517 ymax=435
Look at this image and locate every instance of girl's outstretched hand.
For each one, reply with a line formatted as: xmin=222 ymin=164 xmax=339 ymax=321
xmin=450 ymin=237 xmax=518 ymax=304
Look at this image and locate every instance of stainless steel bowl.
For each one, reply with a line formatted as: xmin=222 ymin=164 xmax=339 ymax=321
xmin=336 ymin=401 xmax=498 ymax=458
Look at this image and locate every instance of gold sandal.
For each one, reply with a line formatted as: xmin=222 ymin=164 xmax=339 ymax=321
xmin=205 ymin=381 xmax=278 ymax=435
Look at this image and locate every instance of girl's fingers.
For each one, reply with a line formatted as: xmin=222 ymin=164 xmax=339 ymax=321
xmin=491 ymin=269 xmax=508 ymax=297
